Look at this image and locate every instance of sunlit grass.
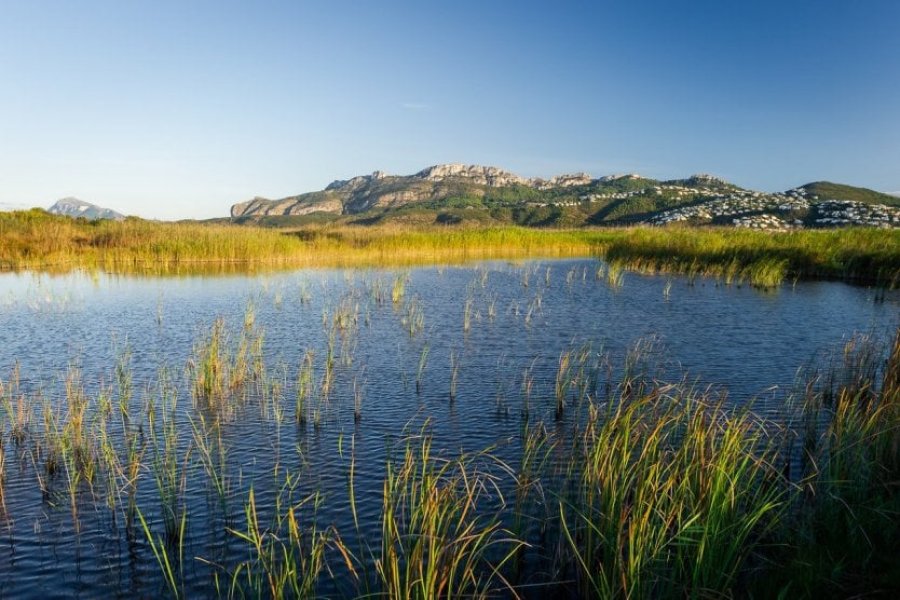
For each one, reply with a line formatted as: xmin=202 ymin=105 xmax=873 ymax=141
xmin=2 ymin=210 xmax=897 ymax=286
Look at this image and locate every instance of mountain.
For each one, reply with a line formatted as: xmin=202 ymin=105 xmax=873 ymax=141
xmin=48 ymin=198 xmax=125 ymax=220
xmin=230 ymin=164 xmax=593 ymax=219
xmin=230 ymin=165 xmax=900 ymax=230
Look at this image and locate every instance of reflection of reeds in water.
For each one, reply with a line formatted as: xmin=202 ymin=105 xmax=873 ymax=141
xmin=463 ymin=295 xmax=473 ymax=333
xmin=296 ymin=350 xmax=314 ymax=424
xmin=416 ymin=344 xmax=429 ymax=395
xmin=449 ymin=349 xmax=460 ymax=401
xmin=353 ymin=375 xmax=364 ymax=423
xmin=555 ymin=350 xmax=572 ymax=419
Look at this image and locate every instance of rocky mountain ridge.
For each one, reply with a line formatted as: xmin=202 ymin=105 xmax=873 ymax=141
xmin=231 ymin=164 xmax=659 ymax=218
xmin=230 ymin=164 xmax=900 ymax=230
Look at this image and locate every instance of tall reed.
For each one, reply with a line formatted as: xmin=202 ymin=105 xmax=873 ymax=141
xmin=376 ymin=434 xmax=522 ymax=598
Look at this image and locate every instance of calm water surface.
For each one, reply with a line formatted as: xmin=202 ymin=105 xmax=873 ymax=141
xmin=0 ymin=259 xmax=897 ymax=597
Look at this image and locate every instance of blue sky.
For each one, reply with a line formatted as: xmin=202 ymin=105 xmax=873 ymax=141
xmin=1 ymin=0 xmax=898 ymax=219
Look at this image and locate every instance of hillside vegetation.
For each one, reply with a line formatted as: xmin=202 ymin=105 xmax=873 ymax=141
xmin=800 ymin=181 xmax=900 ymax=206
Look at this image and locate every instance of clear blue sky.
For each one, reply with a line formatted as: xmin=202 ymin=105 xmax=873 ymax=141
xmin=1 ymin=0 xmax=898 ymax=219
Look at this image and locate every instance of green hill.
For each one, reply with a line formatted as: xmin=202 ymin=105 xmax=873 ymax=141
xmin=800 ymin=182 xmax=900 ymax=206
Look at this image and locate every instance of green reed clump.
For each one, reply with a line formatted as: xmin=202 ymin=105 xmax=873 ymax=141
xmin=227 ymin=489 xmax=329 ymax=599
xmin=558 ymin=387 xmax=786 ymax=599
xmin=1 ymin=364 xmax=31 ymax=445
xmin=147 ymin=375 xmax=188 ymax=543
xmin=605 ymin=260 xmax=625 ymax=289
xmin=375 ymin=434 xmax=522 ymax=599
xmin=191 ymin=318 xmax=228 ymax=402
xmin=190 ymin=308 xmax=265 ymax=407
xmin=762 ymin=329 xmax=900 ymax=596
xmin=137 ymin=506 xmax=186 ymax=599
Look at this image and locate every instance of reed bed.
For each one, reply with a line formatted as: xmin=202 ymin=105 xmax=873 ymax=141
xmin=2 ymin=210 xmax=897 ymax=286
xmin=600 ymin=226 xmax=900 ymax=288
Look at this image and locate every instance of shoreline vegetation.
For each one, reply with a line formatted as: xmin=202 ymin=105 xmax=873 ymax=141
xmin=1 ymin=209 xmax=898 ymax=286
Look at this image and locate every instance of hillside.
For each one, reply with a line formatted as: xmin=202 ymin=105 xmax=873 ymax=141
xmin=230 ymin=165 xmax=900 ymax=230
xmin=799 ymin=182 xmax=900 ymax=206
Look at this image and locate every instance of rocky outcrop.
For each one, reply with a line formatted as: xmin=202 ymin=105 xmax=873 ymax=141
xmin=414 ymin=164 xmax=528 ymax=187
xmin=599 ymin=173 xmax=643 ymax=183
xmin=325 ymin=170 xmax=388 ymax=192
xmin=231 ymin=164 xmax=602 ymax=218
xmin=230 ymin=194 xmax=343 ymax=218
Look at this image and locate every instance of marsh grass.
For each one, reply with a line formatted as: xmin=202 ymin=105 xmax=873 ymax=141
xmin=226 ymin=489 xmax=329 ymax=599
xmin=763 ymin=329 xmax=900 ymax=596
xmin=189 ymin=306 xmax=265 ymax=409
xmin=600 ymin=226 xmax=900 ymax=288
xmin=559 ymin=389 xmax=786 ymax=598
xmin=148 ymin=376 xmax=188 ymax=543
xmin=402 ymin=295 xmax=425 ymax=337
xmin=374 ymin=433 xmax=523 ymax=598
xmin=5 ymin=211 xmax=896 ymax=286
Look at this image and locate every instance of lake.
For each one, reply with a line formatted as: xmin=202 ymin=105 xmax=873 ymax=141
xmin=0 ymin=259 xmax=897 ymax=597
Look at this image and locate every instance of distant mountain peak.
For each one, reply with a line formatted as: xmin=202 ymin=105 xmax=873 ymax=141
xmin=48 ymin=198 xmax=125 ymax=220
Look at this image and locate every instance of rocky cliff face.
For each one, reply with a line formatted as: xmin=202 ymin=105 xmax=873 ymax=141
xmin=231 ymin=164 xmax=598 ymax=218
xmin=414 ymin=164 xmax=527 ymax=187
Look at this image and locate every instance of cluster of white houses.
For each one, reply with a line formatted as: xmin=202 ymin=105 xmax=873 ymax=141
xmin=811 ymin=200 xmax=900 ymax=228
xmin=645 ymin=182 xmax=899 ymax=229
xmin=648 ymin=191 xmax=810 ymax=226
xmin=506 ymin=178 xmax=899 ymax=229
xmin=579 ymin=184 xmax=723 ymax=203
xmin=731 ymin=214 xmax=796 ymax=230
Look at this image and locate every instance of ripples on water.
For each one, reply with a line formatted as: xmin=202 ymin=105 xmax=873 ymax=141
xmin=0 ymin=260 xmax=897 ymax=597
